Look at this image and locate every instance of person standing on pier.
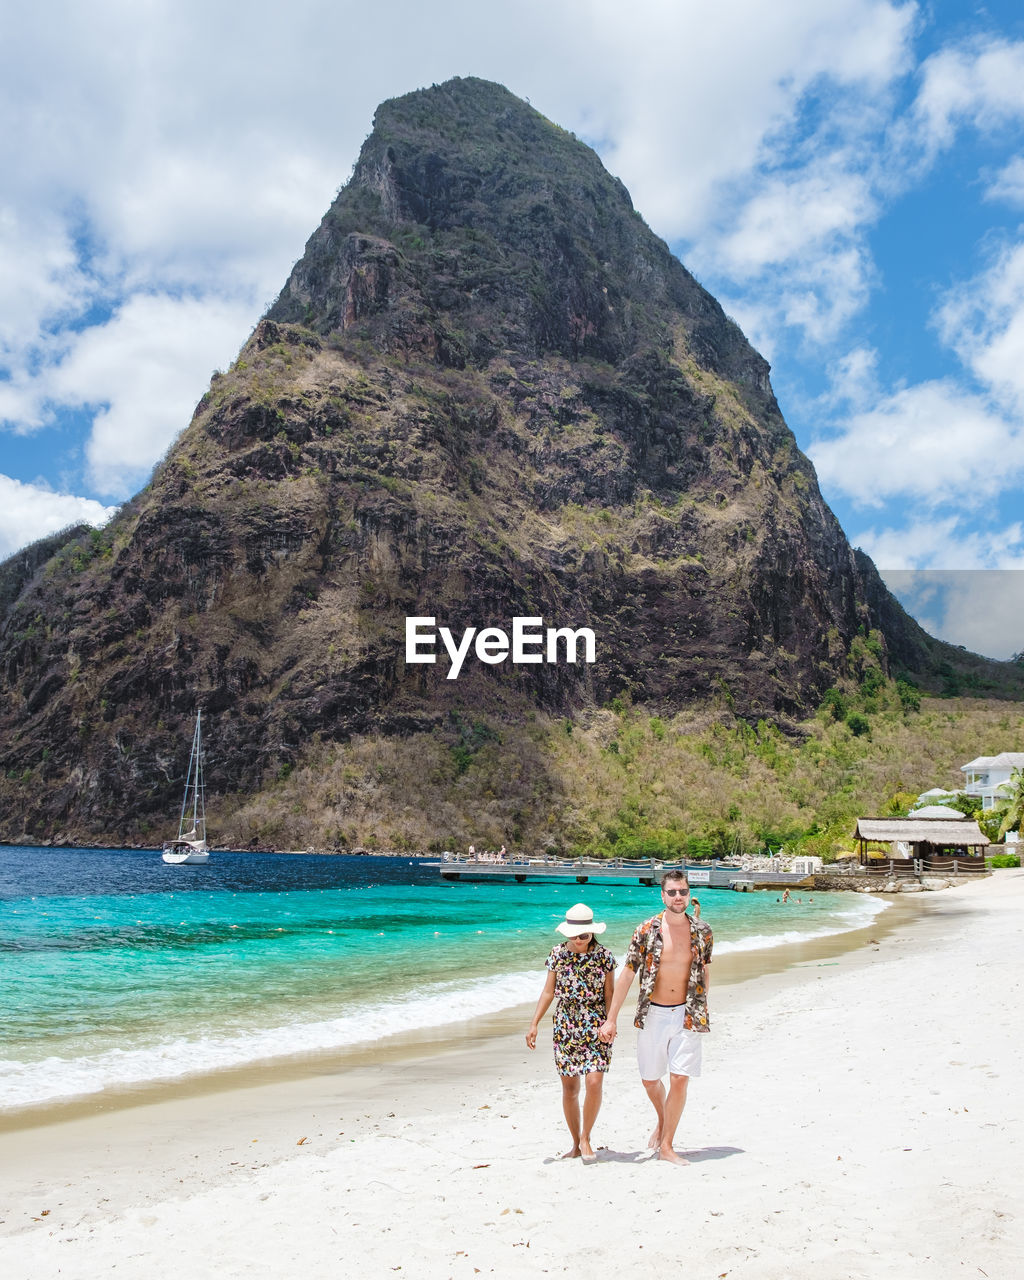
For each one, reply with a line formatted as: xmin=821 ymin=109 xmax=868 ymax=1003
xmin=598 ymin=871 xmax=713 ymax=1164
xmin=526 ymin=903 xmax=616 ymax=1163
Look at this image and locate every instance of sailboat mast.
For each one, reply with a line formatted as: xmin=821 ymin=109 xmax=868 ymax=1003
xmin=193 ymin=710 xmax=205 ymax=839
xmin=177 ymin=711 xmax=204 ymax=840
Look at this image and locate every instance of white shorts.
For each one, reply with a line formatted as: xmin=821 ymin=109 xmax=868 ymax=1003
xmin=635 ymin=1003 xmax=703 ymax=1080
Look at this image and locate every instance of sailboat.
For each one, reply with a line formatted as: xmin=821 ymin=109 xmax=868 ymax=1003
xmin=161 ymin=710 xmax=210 ymax=865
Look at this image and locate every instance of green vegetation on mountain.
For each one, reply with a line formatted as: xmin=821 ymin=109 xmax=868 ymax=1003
xmin=210 ymin=640 xmax=1024 ymax=858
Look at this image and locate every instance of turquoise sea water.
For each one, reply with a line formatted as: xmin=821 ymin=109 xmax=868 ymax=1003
xmin=0 ymin=847 xmax=885 ymax=1111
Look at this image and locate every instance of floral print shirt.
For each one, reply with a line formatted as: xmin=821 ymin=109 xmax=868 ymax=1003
xmin=623 ymin=912 xmax=713 ymax=1032
xmin=545 ymin=941 xmax=616 ymax=1006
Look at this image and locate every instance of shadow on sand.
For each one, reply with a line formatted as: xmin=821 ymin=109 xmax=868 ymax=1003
xmin=542 ymin=1144 xmax=744 ymax=1165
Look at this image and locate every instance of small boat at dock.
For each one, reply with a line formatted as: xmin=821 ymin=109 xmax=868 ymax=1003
xmin=162 ymin=711 xmax=209 ymax=865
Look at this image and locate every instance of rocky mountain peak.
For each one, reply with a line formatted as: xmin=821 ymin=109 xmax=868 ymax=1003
xmin=270 ymin=77 xmax=768 ymax=390
xmin=0 ymin=78 xmax=1010 ymax=848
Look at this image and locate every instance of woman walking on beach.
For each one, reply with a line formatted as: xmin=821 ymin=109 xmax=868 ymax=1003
xmin=526 ymin=903 xmax=616 ymax=1163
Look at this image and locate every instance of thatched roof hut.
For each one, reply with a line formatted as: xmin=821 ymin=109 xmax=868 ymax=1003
xmin=854 ymin=817 xmax=987 ymax=861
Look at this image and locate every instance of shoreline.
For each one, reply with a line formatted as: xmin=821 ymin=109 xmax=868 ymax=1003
xmin=0 ymin=841 xmax=414 ymax=854
xmin=0 ymin=888 xmax=906 ymax=1133
xmin=2 ymin=872 xmax=1022 ymax=1276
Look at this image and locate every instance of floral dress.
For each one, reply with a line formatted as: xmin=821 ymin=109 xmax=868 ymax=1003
xmin=545 ymin=941 xmax=616 ymax=1076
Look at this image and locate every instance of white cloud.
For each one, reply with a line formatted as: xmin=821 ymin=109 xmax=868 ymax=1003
xmin=587 ymin=0 xmax=915 ymax=240
xmin=3 ymin=292 xmax=256 ymax=500
xmin=660 ymin=7 xmax=913 ymax=351
xmin=878 ymin=567 xmax=1024 ymax=659
xmin=718 ymin=242 xmax=877 ymax=354
xmin=44 ymin=294 xmax=257 ymax=498
xmin=0 ymin=372 xmax=45 ymax=433
xmin=0 ymin=209 xmax=89 ymax=364
xmin=823 ymin=346 xmax=882 ymax=411
xmin=858 ymin=517 xmax=1024 ymax=570
xmin=0 ymin=475 xmax=116 ymax=562
xmin=985 ymin=155 xmax=1024 ymax=207
xmin=813 ymin=233 xmax=1024 ymax=524
xmin=937 ymin=239 xmax=1024 ymax=416
xmin=951 ymin=577 xmax=1024 ymax=659
xmin=857 ymin=516 xmax=963 ymax=569
xmin=912 ymin=37 xmax=1024 ymax=154
xmin=716 ymin=170 xmax=877 ymax=278
xmin=859 ymin=530 xmax=1024 ymax=656
xmin=705 ymin=168 xmax=879 ymax=342
xmin=702 ymin=33 xmax=1024 ymax=357
xmin=810 ymin=380 xmax=1021 ymax=507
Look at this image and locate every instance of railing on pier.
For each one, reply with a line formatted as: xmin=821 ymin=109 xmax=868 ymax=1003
xmin=920 ymin=856 xmax=988 ymax=875
xmin=859 ymin=857 xmax=988 ymax=877
xmin=440 ymin=854 xmax=692 ymax=871
xmin=431 ymin=854 xmax=815 ymax=889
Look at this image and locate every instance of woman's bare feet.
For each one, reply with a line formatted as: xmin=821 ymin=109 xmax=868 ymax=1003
xmin=648 ymin=1126 xmax=661 ymax=1149
xmin=561 ymin=1146 xmax=581 ymax=1159
xmin=657 ymin=1145 xmax=690 ymax=1165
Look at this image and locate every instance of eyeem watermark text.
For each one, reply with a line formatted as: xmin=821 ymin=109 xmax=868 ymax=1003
xmin=405 ymin=616 xmax=597 ymax=680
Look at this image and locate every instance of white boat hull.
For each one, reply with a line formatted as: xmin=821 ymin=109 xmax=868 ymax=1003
xmin=162 ymin=841 xmax=209 ymax=865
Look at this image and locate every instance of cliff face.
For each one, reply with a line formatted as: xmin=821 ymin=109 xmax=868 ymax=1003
xmin=0 ymin=78 xmax=1010 ymax=845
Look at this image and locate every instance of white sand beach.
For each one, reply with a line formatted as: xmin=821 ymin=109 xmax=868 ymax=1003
xmin=2 ymin=870 xmax=1023 ymax=1280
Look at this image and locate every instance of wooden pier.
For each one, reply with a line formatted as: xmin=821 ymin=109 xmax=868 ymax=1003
xmin=427 ymin=856 xmax=812 ymax=890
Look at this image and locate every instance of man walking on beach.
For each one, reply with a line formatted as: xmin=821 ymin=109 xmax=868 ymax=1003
xmin=598 ymin=870 xmax=712 ymax=1164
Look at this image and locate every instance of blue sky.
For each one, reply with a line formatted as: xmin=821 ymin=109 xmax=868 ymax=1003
xmin=3 ymin=1 xmax=1024 ymax=656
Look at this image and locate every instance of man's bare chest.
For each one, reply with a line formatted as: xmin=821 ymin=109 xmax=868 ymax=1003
xmin=655 ymin=926 xmax=692 ymax=982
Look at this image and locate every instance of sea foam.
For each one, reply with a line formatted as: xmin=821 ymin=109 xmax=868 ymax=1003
xmin=715 ymin=893 xmax=888 ymax=954
xmin=0 ymin=968 xmax=544 ymax=1110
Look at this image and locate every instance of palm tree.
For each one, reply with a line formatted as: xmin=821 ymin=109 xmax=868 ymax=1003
xmin=995 ymin=767 xmax=1024 ymax=839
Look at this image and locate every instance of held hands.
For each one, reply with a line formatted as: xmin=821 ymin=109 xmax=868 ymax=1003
xmin=525 ymin=1024 xmax=538 ymax=1050
xmin=598 ymin=1019 xmax=616 ymax=1044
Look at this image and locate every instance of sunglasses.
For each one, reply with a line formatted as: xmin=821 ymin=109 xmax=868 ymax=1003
xmin=663 ymin=888 xmax=689 ymax=897
xmin=570 ymin=931 xmax=592 ymax=940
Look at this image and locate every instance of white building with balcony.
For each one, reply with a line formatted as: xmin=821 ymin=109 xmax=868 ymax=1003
xmin=960 ymin=753 xmax=1024 ymax=810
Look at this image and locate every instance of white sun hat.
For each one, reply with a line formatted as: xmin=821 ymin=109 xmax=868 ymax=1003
xmin=555 ymin=903 xmax=607 ymax=936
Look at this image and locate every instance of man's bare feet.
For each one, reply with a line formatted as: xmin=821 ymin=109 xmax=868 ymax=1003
xmin=657 ymin=1146 xmax=690 ymax=1166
